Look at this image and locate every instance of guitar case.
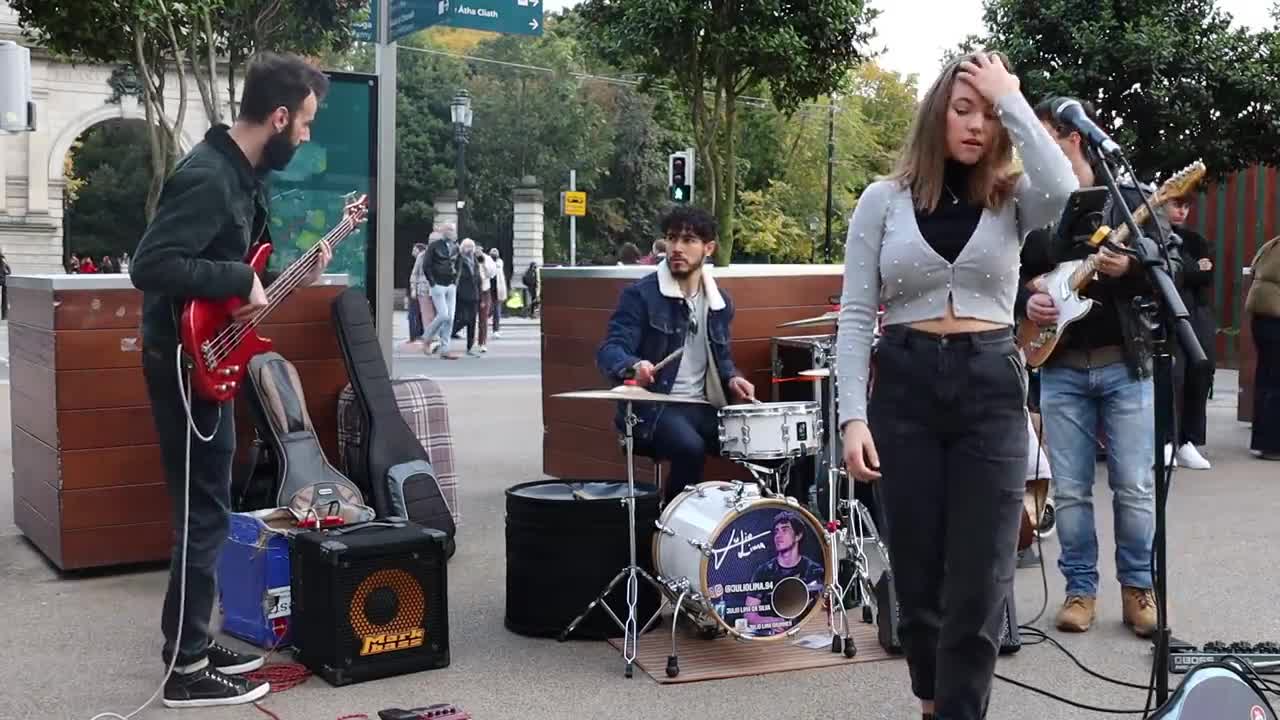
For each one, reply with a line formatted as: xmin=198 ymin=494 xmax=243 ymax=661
xmin=330 ymin=288 xmax=457 ymax=558
xmin=241 ymin=352 xmax=376 ymax=526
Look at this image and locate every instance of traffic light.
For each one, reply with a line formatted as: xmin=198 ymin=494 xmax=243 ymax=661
xmin=668 ymin=150 xmax=693 ymax=203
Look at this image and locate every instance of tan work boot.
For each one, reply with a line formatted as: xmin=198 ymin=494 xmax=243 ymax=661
xmin=1055 ymin=595 xmax=1096 ymax=632
xmin=1122 ymin=586 xmax=1157 ymax=638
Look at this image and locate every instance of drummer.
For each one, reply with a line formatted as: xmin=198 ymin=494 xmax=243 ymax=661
xmin=596 ymin=206 xmax=757 ymax=502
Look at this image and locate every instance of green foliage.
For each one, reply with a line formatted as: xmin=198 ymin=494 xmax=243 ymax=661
xmin=579 ymin=0 xmax=880 ymax=265
xmin=217 ymin=0 xmax=363 ymax=115
xmin=64 ymin=120 xmax=154 ymax=260
xmin=393 ymin=38 xmax=467 ymax=232
xmin=10 ymin=0 xmax=199 ymax=220
xmin=966 ymin=0 xmax=1280 ymax=183
xmin=735 ymin=64 xmax=917 ymax=263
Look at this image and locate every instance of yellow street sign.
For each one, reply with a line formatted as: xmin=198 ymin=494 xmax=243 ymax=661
xmin=562 ymin=191 xmax=587 ymax=217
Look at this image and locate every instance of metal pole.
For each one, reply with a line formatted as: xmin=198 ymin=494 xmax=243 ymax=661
xmin=569 ymin=169 xmax=577 ymax=266
xmin=456 ymin=124 xmax=467 ymax=238
xmin=374 ymin=0 xmax=396 ymax=370
xmin=823 ymin=102 xmax=835 ymax=264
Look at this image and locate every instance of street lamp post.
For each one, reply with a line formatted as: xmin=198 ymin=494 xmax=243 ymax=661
xmin=451 ymin=90 xmax=473 ymax=238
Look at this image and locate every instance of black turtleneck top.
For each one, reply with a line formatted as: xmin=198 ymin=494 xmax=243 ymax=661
xmin=914 ymin=159 xmax=984 ymax=264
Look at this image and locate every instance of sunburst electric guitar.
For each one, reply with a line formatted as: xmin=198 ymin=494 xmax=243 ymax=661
xmin=180 ymin=193 xmax=369 ymax=404
xmin=1016 ymin=161 xmax=1206 ymax=368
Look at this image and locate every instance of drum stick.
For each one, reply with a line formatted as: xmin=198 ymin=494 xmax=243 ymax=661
xmin=652 ymin=347 xmax=684 ymax=373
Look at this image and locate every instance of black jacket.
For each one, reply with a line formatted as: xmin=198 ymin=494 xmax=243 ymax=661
xmin=1016 ymin=181 xmax=1183 ymax=379
xmin=130 ymin=125 xmax=265 ymax=350
xmin=456 ymin=254 xmax=482 ymax=303
xmin=425 ymin=236 xmax=460 ymax=286
xmin=1173 ymin=224 xmax=1214 ymax=310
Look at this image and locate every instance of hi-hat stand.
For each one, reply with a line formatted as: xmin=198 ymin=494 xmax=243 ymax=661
xmin=559 ymin=398 xmax=669 ymax=678
xmin=814 ymin=357 xmax=892 ymax=656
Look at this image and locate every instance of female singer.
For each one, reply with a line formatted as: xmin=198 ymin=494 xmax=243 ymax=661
xmin=836 ymin=52 xmax=1077 ymax=720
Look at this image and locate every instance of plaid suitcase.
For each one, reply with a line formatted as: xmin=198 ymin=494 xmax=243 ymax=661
xmin=337 ymin=378 xmax=461 ymax=526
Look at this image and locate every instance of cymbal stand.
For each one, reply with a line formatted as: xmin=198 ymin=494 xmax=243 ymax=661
xmin=559 ymin=398 xmax=669 ymax=679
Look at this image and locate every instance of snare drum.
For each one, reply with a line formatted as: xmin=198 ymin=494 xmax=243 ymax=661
xmin=718 ymin=401 xmax=822 ymax=461
xmin=653 ymin=481 xmax=832 ymax=640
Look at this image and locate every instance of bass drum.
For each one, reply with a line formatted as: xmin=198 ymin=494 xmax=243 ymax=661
xmin=653 ymin=481 xmax=831 ymax=640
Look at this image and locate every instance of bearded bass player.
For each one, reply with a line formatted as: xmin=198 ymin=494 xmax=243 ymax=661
xmin=128 ymin=52 xmax=332 ymax=709
xmin=596 ymin=206 xmax=757 ymax=504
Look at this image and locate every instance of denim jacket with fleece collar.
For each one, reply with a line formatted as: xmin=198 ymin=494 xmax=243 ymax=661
xmin=596 ymin=261 xmax=741 ymax=444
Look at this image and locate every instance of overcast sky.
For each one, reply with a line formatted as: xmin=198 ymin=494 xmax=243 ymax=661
xmin=541 ymin=0 xmax=1274 ymax=96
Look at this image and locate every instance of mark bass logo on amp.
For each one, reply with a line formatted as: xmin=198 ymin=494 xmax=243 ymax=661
xmin=359 ymin=628 xmax=425 ymax=656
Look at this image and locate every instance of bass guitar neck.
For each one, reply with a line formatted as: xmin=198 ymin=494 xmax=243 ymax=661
xmin=179 ymin=193 xmax=369 ymax=404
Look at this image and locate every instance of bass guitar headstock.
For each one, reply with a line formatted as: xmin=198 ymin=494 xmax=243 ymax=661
xmin=342 ymin=192 xmax=371 ymax=226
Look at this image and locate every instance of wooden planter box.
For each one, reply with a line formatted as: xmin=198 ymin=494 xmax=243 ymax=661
xmin=539 ymin=264 xmax=842 ymax=484
xmin=7 ymin=274 xmax=353 ymax=572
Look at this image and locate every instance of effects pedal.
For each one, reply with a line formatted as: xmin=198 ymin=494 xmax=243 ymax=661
xmin=378 ymin=704 xmax=471 ymax=720
xmin=1170 ymin=640 xmax=1280 ymax=675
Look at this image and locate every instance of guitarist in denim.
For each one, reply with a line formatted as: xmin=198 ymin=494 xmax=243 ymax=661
xmin=129 ymin=52 xmax=331 ymax=708
xmin=1016 ymin=96 xmax=1182 ymax=640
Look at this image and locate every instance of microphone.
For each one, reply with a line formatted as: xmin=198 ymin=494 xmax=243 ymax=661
xmin=1053 ymin=99 xmax=1122 ymax=160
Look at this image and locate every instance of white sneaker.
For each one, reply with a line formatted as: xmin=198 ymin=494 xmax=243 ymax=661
xmin=1175 ymin=442 xmax=1211 ymax=470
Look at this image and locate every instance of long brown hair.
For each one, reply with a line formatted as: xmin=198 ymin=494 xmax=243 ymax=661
xmin=886 ymin=51 xmax=1021 ymax=213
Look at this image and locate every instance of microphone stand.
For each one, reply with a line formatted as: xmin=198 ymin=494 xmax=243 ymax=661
xmin=1092 ymin=155 xmax=1207 ymax=708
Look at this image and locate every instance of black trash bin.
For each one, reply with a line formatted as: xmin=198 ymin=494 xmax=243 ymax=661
xmin=504 ymin=479 xmax=663 ymax=639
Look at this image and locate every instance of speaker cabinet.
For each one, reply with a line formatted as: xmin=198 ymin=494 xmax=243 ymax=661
xmin=290 ymin=521 xmax=450 ymax=686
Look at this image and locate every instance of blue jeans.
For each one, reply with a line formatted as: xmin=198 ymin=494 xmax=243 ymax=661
xmin=1040 ymin=361 xmax=1155 ymax=597
xmin=423 ymin=283 xmax=457 ymax=352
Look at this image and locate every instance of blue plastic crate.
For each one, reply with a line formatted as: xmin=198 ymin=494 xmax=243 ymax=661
xmin=216 ymin=509 xmax=295 ymax=650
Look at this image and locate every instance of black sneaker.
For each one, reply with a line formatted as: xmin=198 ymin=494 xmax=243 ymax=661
xmin=207 ymin=641 xmax=265 ymax=674
xmin=162 ymin=664 xmax=270 ymax=708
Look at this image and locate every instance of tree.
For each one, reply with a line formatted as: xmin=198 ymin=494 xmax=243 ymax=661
xmin=393 ymin=37 xmax=467 ymax=232
xmin=65 ymin=121 xmax=154 ymax=260
xmin=964 ymin=0 xmax=1280 ymax=182
xmin=735 ymin=63 xmax=917 ymax=263
xmin=11 ymin=0 xmax=196 ymax=220
xmin=578 ymin=0 xmax=879 ymax=264
xmin=213 ymin=0 xmax=363 ymax=119
xmin=459 ymin=25 xmax=614 ymax=261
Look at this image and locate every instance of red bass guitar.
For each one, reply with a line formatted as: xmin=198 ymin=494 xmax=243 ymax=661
xmin=180 ymin=193 xmax=369 ymax=404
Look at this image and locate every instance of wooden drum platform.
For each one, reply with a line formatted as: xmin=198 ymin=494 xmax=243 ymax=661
xmin=7 ymin=274 xmax=353 ymax=571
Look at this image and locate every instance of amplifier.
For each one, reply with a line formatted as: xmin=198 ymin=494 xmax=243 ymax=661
xmin=290 ymin=521 xmax=450 ymax=686
xmin=874 ymin=570 xmax=1021 ymax=655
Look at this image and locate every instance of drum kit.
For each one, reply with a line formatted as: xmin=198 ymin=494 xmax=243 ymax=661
xmin=551 ymin=309 xmax=892 ymax=680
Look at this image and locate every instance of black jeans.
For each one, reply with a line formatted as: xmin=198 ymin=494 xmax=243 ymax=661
xmin=868 ymin=326 xmax=1027 ymax=720
xmin=491 ymin=286 xmax=501 ymax=332
xmin=637 ymin=403 xmax=720 ymax=502
xmin=142 ymin=344 xmax=236 ymax=668
xmin=1173 ymin=304 xmax=1216 ymax=446
xmin=1252 ymin=314 xmax=1280 ymax=454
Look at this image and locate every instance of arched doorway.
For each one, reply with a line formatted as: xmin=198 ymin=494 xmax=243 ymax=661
xmin=60 ymin=118 xmax=151 ymax=274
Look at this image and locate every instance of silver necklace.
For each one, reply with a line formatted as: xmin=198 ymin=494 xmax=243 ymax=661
xmin=943 ymin=184 xmax=960 ymax=205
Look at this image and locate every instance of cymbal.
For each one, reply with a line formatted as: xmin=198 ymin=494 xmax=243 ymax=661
xmin=777 ymin=311 xmax=838 ymax=328
xmin=799 ymin=368 xmax=831 ymax=378
xmin=552 ymin=385 xmax=711 ymax=405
